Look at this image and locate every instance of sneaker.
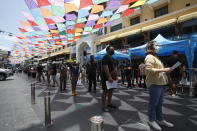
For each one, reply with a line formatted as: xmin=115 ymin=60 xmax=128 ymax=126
xmin=72 ymin=92 xmax=77 ymax=96
xmin=148 ymin=121 xmax=162 ymax=131
xmin=172 ymin=94 xmax=176 ymax=97
xmin=157 ymin=120 xmax=174 ymax=127
xmin=102 ymin=107 xmax=110 ymax=112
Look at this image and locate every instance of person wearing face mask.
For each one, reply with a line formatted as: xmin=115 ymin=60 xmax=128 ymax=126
xmin=70 ymin=61 xmax=80 ymax=96
xmin=145 ymin=41 xmax=174 ymax=130
xmin=86 ymin=55 xmax=97 ymax=93
xmin=101 ymin=46 xmax=117 ymax=112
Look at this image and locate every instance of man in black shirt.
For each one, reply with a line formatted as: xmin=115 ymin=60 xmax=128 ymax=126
xmin=119 ymin=61 xmax=126 ymax=85
xmin=51 ymin=63 xmax=58 ymax=87
xmin=125 ymin=60 xmax=132 ymax=88
xmin=37 ymin=63 xmax=45 ymax=82
xmin=59 ymin=61 xmax=68 ymax=92
xmin=167 ymin=51 xmax=181 ymax=96
xmin=87 ymin=55 xmax=97 ymax=93
xmin=101 ymin=46 xmax=117 ymax=112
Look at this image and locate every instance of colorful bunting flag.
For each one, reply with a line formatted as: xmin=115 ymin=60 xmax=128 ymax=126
xmin=79 ymin=0 xmax=93 ymax=8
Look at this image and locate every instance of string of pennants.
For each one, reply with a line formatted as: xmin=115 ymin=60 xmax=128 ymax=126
xmin=14 ymin=0 xmax=147 ymax=58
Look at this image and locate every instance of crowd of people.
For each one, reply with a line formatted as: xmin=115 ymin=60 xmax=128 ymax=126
xmin=21 ymin=42 xmax=197 ymax=131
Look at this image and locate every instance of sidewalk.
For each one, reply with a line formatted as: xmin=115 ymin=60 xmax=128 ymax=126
xmin=8 ymin=74 xmax=197 ymax=131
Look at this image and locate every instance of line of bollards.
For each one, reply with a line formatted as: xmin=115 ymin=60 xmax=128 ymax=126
xmin=31 ymin=83 xmax=52 ymax=126
xmin=31 ymin=83 xmax=105 ymax=129
xmin=44 ymin=91 xmax=51 ymax=126
xmin=31 ymin=83 xmax=36 ymax=104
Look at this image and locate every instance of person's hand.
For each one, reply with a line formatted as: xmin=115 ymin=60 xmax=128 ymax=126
xmin=163 ymin=68 xmax=172 ymax=73
xmin=108 ymin=77 xmax=113 ymax=83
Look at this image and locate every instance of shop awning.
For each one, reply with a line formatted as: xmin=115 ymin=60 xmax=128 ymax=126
xmin=177 ymin=12 xmax=197 ymax=23
xmin=118 ymin=29 xmax=141 ymax=38
xmin=100 ymin=35 xmax=118 ymax=42
xmin=51 ymin=48 xmax=70 ymax=57
xmin=142 ymin=19 xmax=177 ymax=32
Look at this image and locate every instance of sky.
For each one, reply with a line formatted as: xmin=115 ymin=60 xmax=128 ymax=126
xmin=0 ymin=0 xmax=158 ymax=51
xmin=0 ymin=0 xmax=29 ymax=51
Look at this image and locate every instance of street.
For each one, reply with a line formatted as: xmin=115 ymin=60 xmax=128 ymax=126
xmin=0 ymin=73 xmax=197 ymax=131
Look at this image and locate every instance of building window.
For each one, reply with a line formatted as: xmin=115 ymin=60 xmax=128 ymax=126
xmin=62 ymin=45 xmax=65 ymax=49
xmin=130 ymin=16 xmax=140 ymax=26
xmin=110 ymin=23 xmax=122 ymax=32
xmin=155 ymin=6 xmax=168 ymax=18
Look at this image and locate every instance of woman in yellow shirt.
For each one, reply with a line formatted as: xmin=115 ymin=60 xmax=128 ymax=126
xmin=145 ymin=41 xmax=174 ymax=131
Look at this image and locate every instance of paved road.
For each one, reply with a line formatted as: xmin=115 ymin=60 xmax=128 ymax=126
xmin=0 ymin=73 xmax=197 ymax=131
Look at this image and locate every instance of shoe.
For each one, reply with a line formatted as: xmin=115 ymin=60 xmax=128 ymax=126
xmin=72 ymin=92 xmax=77 ymax=96
xmin=148 ymin=121 xmax=162 ymax=131
xmin=172 ymin=94 xmax=176 ymax=97
xmin=102 ymin=107 xmax=110 ymax=112
xmin=108 ymin=104 xmax=117 ymax=108
xmin=157 ymin=120 xmax=174 ymax=127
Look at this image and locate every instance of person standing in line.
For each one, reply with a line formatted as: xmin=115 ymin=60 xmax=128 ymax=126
xmin=81 ymin=65 xmax=86 ymax=83
xmin=51 ymin=62 xmax=58 ymax=87
xmin=145 ymin=41 xmax=174 ymax=131
xmin=59 ymin=61 xmax=68 ymax=92
xmin=46 ymin=63 xmax=51 ymax=87
xmin=101 ymin=46 xmax=117 ymax=112
xmin=86 ymin=55 xmax=97 ymax=93
xmin=70 ymin=61 xmax=80 ymax=96
xmin=131 ymin=62 xmax=139 ymax=87
xmin=139 ymin=62 xmax=146 ymax=88
xmin=37 ymin=63 xmax=45 ymax=82
xmin=125 ymin=60 xmax=132 ymax=88
xmin=120 ymin=61 xmax=126 ymax=85
xmin=166 ymin=51 xmax=181 ymax=96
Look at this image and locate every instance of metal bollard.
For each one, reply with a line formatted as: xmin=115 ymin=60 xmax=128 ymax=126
xmin=31 ymin=83 xmax=36 ymax=104
xmin=44 ymin=91 xmax=51 ymax=126
xmin=90 ymin=116 xmax=104 ymax=131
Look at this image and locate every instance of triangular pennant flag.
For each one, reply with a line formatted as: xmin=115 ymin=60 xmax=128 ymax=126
xmin=27 ymin=20 xmax=38 ymax=26
xmin=94 ymin=24 xmax=103 ymax=29
xmin=44 ymin=18 xmax=55 ymax=24
xmin=97 ymin=18 xmax=107 ymax=24
xmin=36 ymin=0 xmax=51 ymax=7
xmin=129 ymin=0 xmax=147 ymax=8
xmin=40 ymin=7 xmax=53 ymax=18
xmin=75 ymin=23 xmax=85 ymax=28
xmin=122 ymin=0 xmax=138 ymax=5
xmin=80 ymin=0 xmax=93 ymax=9
xmin=64 ymin=3 xmax=78 ymax=13
xmin=20 ymin=21 xmax=30 ymax=27
xmin=122 ymin=9 xmax=134 ymax=17
xmin=67 ymin=30 xmax=74 ymax=34
xmin=18 ymin=28 xmax=27 ymax=32
xmin=91 ymin=5 xmax=104 ymax=13
xmin=24 ymin=0 xmax=38 ymax=10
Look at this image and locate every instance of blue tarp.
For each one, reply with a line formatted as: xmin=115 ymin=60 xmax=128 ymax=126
xmin=129 ymin=34 xmax=197 ymax=68
xmin=93 ymin=48 xmax=131 ymax=60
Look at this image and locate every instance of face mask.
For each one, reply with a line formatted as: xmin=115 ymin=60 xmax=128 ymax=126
xmin=155 ymin=45 xmax=159 ymax=53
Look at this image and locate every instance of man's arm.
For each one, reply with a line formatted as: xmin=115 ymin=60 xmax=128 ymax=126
xmin=103 ymin=65 xmax=113 ymax=82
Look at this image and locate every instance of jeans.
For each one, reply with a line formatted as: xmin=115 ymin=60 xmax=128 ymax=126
xmin=148 ymin=85 xmax=165 ymax=122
